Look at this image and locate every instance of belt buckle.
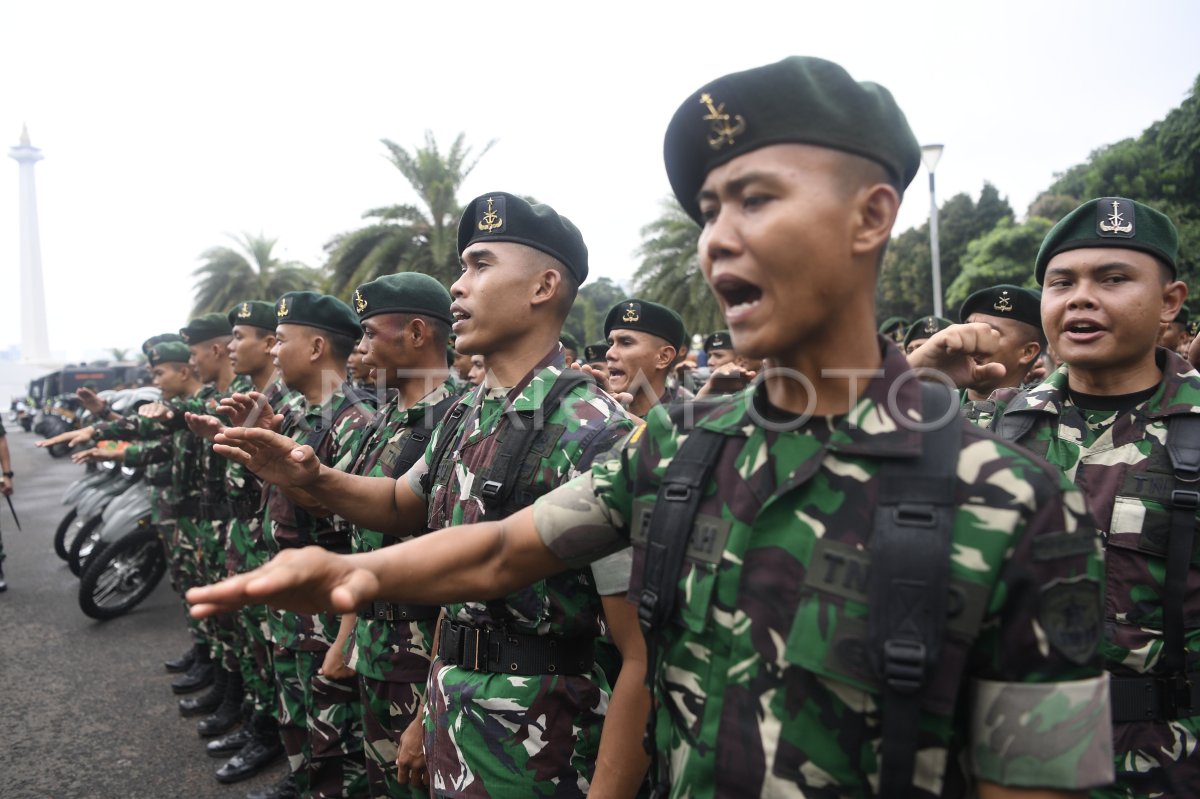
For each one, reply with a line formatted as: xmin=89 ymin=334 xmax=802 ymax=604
xmin=384 ymin=605 xmax=395 ymax=622
xmin=472 ymin=627 xmax=482 ymax=671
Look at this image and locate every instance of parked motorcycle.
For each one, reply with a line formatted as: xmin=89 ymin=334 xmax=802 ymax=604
xmin=67 ymin=463 xmax=143 ymax=576
xmin=78 ymin=483 xmax=165 ymax=620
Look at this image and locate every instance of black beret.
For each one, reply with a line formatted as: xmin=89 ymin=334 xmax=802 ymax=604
xmin=665 ymin=56 xmax=921 ymax=224
xmin=354 ymin=273 xmax=453 ymax=325
xmin=583 ymin=342 xmax=608 ymax=363
xmin=148 ymin=341 xmax=191 ymax=367
xmin=141 ymin=333 xmax=184 ymax=355
xmin=1035 ymin=197 xmax=1179 ymax=284
xmin=959 ymin=284 xmax=1041 ymax=330
xmin=227 ymin=301 xmax=278 ymax=332
xmin=274 ymin=291 xmax=361 ymax=339
xmin=560 ymin=332 xmax=580 ymax=353
xmin=457 ymin=192 xmax=588 ymax=284
xmin=704 ymin=330 xmax=733 ymax=352
xmin=604 ymin=299 xmax=687 ymax=350
xmin=180 ymin=313 xmax=233 ymax=345
xmin=903 ymin=316 xmax=953 ymax=348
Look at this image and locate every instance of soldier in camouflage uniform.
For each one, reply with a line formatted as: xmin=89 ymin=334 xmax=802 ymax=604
xmin=199 ymin=194 xmax=649 ymax=798
xmin=961 ymin=198 xmax=1197 ymax=798
xmin=192 ymin=57 xmax=1115 ymax=798
xmin=247 ymin=291 xmax=373 ymax=799
xmin=344 ymin=273 xmax=458 ymax=798
xmin=952 ymin=284 xmax=1043 ymax=428
xmin=604 ymin=298 xmax=691 ymax=416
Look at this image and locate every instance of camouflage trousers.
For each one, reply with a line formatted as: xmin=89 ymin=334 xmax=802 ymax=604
xmin=226 ymin=516 xmax=276 ymax=715
xmin=1091 ymin=716 xmax=1200 ymax=798
xmin=177 ymin=517 xmax=221 ymax=652
xmin=208 ymin=518 xmax=243 ymax=669
xmin=157 ymin=517 xmax=204 ymax=644
xmin=274 ymin=644 xmax=367 ymax=798
xmin=359 ymin=675 xmax=427 ymax=798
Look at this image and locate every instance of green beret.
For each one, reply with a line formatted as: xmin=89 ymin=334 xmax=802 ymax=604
xmin=180 ymin=313 xmax=233 ymax=345
xmin=1035 ymin=197 xmax=1179 ymax=284
xmin=903 ymin=315 xmax=953 ymax=348
xmin=227 ymin=300 xmax=278 ymax=332
xmin=704 ymin=330 xmax=733 ymax=352
xmin=559 ymin=332 xmax=580 ymax=353
xmin=148 ymin=341 xmax=191 ymax=367
xmin=604 ymin=299 xmax=687 ymax=350
xmin=274 ymin=291 xmax=361 ymax=339
xmin=878 ymin=316 xmax=907 ymax=335
xmin=457 ymin=192 xmax=589 ymax=284
xmin=664 ymin=56 xmax=921 ymax=224
xmin=583 ymin=342 xmax=608 ymax=363
xmin=141 ymin=333 xmax=183 ymax=354
xmin=1172 ymin=307 xmax=1190 ymax=327
xmin=959 ymin=284 xmax=1041 ymax=330
xmin=353 ymin=273 xmax=453 ymax=325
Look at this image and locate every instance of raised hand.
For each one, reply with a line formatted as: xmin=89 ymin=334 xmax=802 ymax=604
xmin=212 ymin=426 xmax=320 ymax=489
xmin=219 ymin=392 xmax=284 ymax=432
xmin=187 ymin=546 xmax=378 ymax=617
xmin=184 ymin=412 xmax=225 ymax=442
xmin=75 ymin=387 xmax=107 ymax=415
xmin=906 ymin=322 xmax=1006 ymax=390
xmin=37 ymin=426 xmax=95 ymax=449
xmin=138 ymin=401 xmax=174 ymax=421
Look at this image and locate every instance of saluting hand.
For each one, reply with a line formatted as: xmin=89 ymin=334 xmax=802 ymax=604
xmin=905 ymin=322 xmax=1007 ymax=390
xmin=187 ymin=546 xmax=377 ymax=617
xmin=212 ymin=426 xmax=320 ymax=489
xmin=75 ymin=387 xmax=107 ymax=415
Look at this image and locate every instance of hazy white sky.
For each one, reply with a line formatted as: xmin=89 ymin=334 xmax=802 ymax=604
xmin=2 ymin=0 xmax=1199 ymax=364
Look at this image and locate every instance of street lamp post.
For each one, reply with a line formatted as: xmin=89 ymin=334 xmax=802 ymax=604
xmin=921 ymin=144 xmax=945 ymax=319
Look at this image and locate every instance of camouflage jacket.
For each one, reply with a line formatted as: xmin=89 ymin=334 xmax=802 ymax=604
xmin=533 ymin=340 xmax=1113 ymax=797
xmin=415 ymin=349 xmax=635 ymax=797
xmin=992 ymin=349 xmax=1200 ymax=788
xmin=264 ymin=382 xmax=372 ymax=651
xmin=347 ymin=377 xmax=456 ymax=683
xmin=118 ymin=385 xmax=221 ymax=512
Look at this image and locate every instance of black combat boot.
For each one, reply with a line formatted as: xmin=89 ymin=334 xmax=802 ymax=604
xmin=243 ymin=770 xmax=296 ymax=797
xmin=179 ymin=661 xmax=226 ymax=716
xmin=163 ymin=644 xmax=197 ymax=673
xmin=217 ymin=713 xmax=285 ymax=784
xmin=206 ymin=725 xmax=254 ymax=758
xmin=171 ymin=645 xmax=215 ymax=694
xmin=198 ymin=670 xmax=244 ymax=736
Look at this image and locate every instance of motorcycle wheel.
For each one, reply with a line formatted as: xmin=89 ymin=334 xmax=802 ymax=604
xmin=67 ymin=515 xmax=106 ymax=577
xmin=78 ymin=528 xmax=167 ymax=620
xmin=54 ymin=509 xmax=79 ymax=560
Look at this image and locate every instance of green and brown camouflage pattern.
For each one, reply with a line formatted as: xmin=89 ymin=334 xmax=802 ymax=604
xmin=358 ymin=675 xmax=425 ymax=799
xmin=264 ymin=382 xmax=373 ymax=652
xmin=992 ymin=348 xmax=1200 ymax=797
xmin=533 ymin=340 xmax=1113 ymax=796
xmin=418 ymin=349 xmax=634 ymax=798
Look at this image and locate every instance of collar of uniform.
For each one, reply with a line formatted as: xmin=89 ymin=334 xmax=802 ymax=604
xmin=301 ymin=383 xmax=348 ymax=419
xmin=1139 ymin=348 xmax=1200 ymax=419
xmin=396 ymin=377 xmax=458 ymax=423
xmin=1002 ymin=365 xmax=1070 ymax=417
xmin=695 ymin=336 xmax=923 ymax=458
xmin=506 ymin=347 xmax=570 ymax=412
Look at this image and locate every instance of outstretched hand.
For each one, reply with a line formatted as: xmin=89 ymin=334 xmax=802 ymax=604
xmin=138 ymin=401 xmax=174 ymax=421
xmin=38 ymin=426 xmax=95 ymax=449
xmin=218 ymin=392 xmax=284 ymax=432
xmin=184 ymin=412 xmax=225 ymax=442
xmin=75 ymin=387 xmax=107 ymax=415
xmin=71 ymin=447 xmax=123 ymax=465
xmin=213 ymin=426 xmax=320 ymax=489
xmin=187 ymin=547 xmax=378 ymax=618
xmin=906 ymin=322 xmax=1006 ymax=390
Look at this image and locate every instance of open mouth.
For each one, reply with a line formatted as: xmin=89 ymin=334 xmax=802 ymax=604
xmin=451 ymin=305 xmax=472 ymax=329
xmin=1063 ymin=319 xmax=1105 ymax=342
xmin=711 ymin=273 xmax=763 ymax=322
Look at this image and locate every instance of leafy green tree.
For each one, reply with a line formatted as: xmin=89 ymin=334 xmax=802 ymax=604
xmin=876 ymin=183 xmax=1012 ymax=321
xmin=564 ymin=277 xmax=628 ymax=346
xmin=944 ymin=216 xmax=1054 ymax=309
xmin=191 ymin=233 xmax=319 ymax=316
xmin=107 ymin=347 xmax=130 ymax=363
xmin=324 ymin=132 xmax=494 ymax=296
xmin=632 ymin=198 xmax=722 ymax=338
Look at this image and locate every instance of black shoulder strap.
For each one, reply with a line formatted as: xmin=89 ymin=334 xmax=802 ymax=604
xmin=869 ymin=380 xmax=961 ymax=797
xmin=477 ymin=370 xmax=591 ymax=520
xmin=392 ymin=393 xmax=458 ymax=478
xmin=419 ymin=394 xmax=474 ymax=497
xmin=1163 ymin=414 xmax=1200 ymax=687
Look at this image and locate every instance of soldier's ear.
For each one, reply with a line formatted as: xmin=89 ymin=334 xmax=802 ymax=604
xmin=1161 ymin=279 xmax=1188 ymax=325
xmin=849 ymin=182 xmax=900 ymax=262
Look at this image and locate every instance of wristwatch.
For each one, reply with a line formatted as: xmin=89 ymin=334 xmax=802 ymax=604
xmin=2 ymin=472 xmax=12 ymax=478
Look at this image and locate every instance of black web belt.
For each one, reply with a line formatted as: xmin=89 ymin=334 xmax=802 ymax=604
xmin=228 ymin=495 xmax=261 ymax=521
xmin=358 ymin=601 xmax=440 ymax=622
xmin=436 ymin=619 xmax=594 ymax=675
xmin=1110 ymin=674 xmax=1200 ymax=722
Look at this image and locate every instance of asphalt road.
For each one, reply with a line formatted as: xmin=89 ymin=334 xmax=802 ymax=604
xmin=0 ymin=423 xmax=286 ymax=799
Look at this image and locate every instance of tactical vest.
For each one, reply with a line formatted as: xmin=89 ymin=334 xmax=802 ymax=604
xmin=637 ymin=382 xmax=962 ymax=798
xmin=994 ymin=407 xmax=1200 ymax=722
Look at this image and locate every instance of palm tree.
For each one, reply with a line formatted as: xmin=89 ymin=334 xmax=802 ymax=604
xmin=633 ymin=198 xmax=723 ymax=338
xmin=107 ymin=347 xmax=130 ymax=363
xmin=324 ymin=132 xmax=494 ymax=296
xmin=191 ymin=233 xmax=319 ymax=315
